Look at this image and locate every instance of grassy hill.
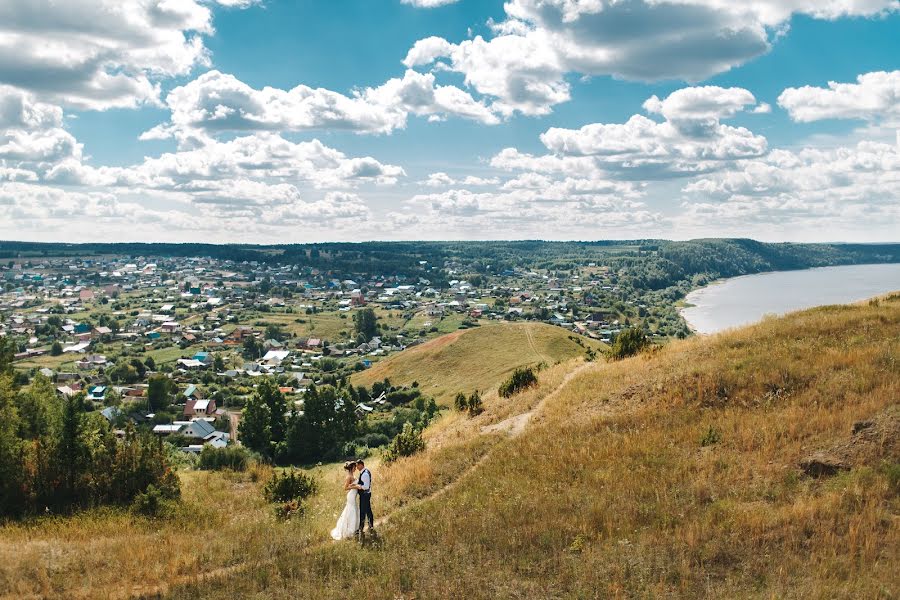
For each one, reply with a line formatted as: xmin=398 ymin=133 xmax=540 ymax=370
xmin=351 ymin=321 xmax=603 ymax=404
xmin=179 ymin=295 xmax=899 ymax=599
xmin=2 ymin=298 xmax=897 ymax=599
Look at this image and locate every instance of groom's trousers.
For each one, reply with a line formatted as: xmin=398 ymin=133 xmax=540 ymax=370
xmin=359 ymin=492 xmax=374 ymax=530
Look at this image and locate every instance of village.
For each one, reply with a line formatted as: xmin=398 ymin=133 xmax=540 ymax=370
xmin=0 ymin=248 xmax=689 ymax=453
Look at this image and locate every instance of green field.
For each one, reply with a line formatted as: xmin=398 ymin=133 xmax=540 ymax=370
xmin=352 ymin=321 xmax=604 ymax=403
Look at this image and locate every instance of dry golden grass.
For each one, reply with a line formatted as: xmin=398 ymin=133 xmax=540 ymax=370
xmin=352 ymin=321 xmax=602 ymax=404
xmin=4 ymin=297 xmax=898 ymax=599
xmin=168 ymin=296 xmax=899 ymax=599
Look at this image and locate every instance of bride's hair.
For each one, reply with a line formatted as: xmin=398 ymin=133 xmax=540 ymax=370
xmin=343 ymin=461 xmax=355 ymax=472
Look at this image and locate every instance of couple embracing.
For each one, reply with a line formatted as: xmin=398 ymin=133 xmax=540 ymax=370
xmin=330 ymin=459 xmax=375 ymax=540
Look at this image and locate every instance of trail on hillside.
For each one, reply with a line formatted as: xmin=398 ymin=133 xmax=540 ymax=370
xmin=523 ymin=324 xmax=551 ymax=364
xmin=117 ymin=360 xmax=599 ymax=600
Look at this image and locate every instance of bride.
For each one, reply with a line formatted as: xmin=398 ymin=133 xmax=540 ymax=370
xmin=330 ymin=461 xmax=360 ymax=540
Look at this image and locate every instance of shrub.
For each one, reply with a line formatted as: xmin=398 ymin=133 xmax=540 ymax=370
xmin=499 ymin=367 xmax=538 ymax=398
xmin=198 ymin=445 xmax=250 ymax=471
xmin=467 ymin=390 xmax=483 ymax=417
xmin=263 ymin=469 xmax=318 ymax=503
xmin=454 ymin=392 xmax=468 ymax=412
xmin=130 ymin=483 xmax=178 ymax=517
xmin=610 ymin=327 xmax=650 ymax=360
xmin=383 ymin=422 xmax=426 ymax=463
xmin=700 ymin=426 xmax=722 ymax=447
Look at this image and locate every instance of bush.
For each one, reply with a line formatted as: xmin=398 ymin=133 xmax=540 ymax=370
xmin=130 ymin=483 xmax=178 ymax=517
xmin=263 ymin=469 xmax=318 ymax=503
xmin=700 ymin=426 xmax=722 ymax=447
xmin=383 ymin=422 xmax=426 ymax=463
xmin=499 ymin=367 xmax=538 ymax=398
xmin=198 ymin=445 xmax=250 ymax=471
xmin=355 ymin=432 xmax=390 ymax=448
xmin=610 ymin=327 xmax=650 ymax=360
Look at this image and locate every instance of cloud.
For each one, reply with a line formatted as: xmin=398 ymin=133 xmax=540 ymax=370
xmin=679 ymin=140 xmax=900 ymax=234
xmin=778 ymin=70 xmax=900 ymax=123
xmin=143 ymin=69 xmax=498 ymax=141
xmin=0 ymin=0 xmax=262 ymax=111
xmin=422 ymin=172 xmax=500 ymax=187
xmin=493 ymin=86 xmax=768 ymax=180
xmin=404 ymin=0 xmax=899 ymax=116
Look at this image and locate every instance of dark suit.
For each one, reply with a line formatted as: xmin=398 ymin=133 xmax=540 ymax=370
xmin=358 ymin=468 xmax=374 ymax=531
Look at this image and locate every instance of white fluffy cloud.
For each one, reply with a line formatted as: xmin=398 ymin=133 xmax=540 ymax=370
xmin=405 ymin=0 xmax=899 ymax=116
xmin=492 ymin=86 xmax=768 ymax=180
xmin=0 ymin=0 xmax=229 ymax=110
xmin=678 ymin=140 xmax=900 ymax=236
xmin=142 ymin=69 xmax=498 ymax=141
xmin=778 ymin=70 xmax=900 ymax=123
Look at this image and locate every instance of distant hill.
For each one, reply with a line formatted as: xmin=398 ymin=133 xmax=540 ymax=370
xmin=175 ymin=293 xmax=900 ymax=599
xmin=352 ymin=322 xmax=603 ymax=404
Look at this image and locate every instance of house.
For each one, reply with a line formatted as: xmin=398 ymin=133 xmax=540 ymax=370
xmin=183 ymin=384 xmax=203 ymax=400
xmin=161 ymin=321 xmax=181 ymax=333
xmin=87 ymin=385 xmax=107 ymax=401
xmin=92 ymin=326 xmax=112 ymax=338
xmin=63 ymin=341 xmax=91 ymax=353
xmin=176 ymin=358 xmax=206 ymax=370
xmin=184 ymin=397 xmax=216 ymax=418
xmin=100 ymin=406 xmax=122 ymax=422
xmin=192 ymin=351 xmax=213 ymax=365
xmin=262 ymin=349 xmax=290 ymax=366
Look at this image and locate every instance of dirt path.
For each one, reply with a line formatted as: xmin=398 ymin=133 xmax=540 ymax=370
xmin=121 ymin=361 xmax=598 ymax=600
xmin=229 ymin=410 xmax=240 ymax=443
xmin=523 ymin=324 xmax=551 ymax=364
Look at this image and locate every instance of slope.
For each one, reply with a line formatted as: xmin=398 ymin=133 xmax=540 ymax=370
xmin=174 ymin=294 xmax=900 ymax=600
xmin=351 ymin=321 xmax=603 ymax=404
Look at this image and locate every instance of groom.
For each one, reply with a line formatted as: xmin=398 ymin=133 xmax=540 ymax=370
xmin=356 ymin=459 xmax=374 ymax=535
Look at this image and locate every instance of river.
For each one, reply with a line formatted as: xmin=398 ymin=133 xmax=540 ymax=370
xmin=680 ymin=263 xmax=900 ymax=334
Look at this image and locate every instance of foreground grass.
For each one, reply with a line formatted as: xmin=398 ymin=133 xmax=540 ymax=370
xmin=352 ymin=321 xmax=602 ymax=404
xmin=0 ymin=462 xmax=354 ymax=600
xmin=174 ymin=297 xmax=899 ymax=599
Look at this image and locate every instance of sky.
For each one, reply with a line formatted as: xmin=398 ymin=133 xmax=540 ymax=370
xmin=0 ymin=0 xmax=898 ymax=244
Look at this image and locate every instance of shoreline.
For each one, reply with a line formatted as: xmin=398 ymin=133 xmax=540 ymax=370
xmin=678 ymin=263 xmax=900 ymax=335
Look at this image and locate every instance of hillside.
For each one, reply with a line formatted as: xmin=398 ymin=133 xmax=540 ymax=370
xmin=176 ymin=295 xmax=900 ymax=599
xmin=351 ymin=322 xmax=603 ymax=404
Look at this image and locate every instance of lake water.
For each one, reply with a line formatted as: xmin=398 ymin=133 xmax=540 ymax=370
xmin=680 ymin=263 xmax=900 ymax=334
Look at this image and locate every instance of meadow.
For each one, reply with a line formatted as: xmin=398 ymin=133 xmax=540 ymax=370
xmin=352 ymin=321 xmax=603 ymax=404
xmin=1 ymin=296 xmax=897 ymax=599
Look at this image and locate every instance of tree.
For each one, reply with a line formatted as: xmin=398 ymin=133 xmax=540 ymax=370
xmin=144 ymin=356 xmax=156 ymax=372
xmin=467 ymin=390 xmax=483 ymax=417
xmin=50 ymin=341 xmax=63 ymax=356
xmin=256 ymin=378 xmax=287 ymax=443
xmin=147 ymin=375 xmax=172 ymax=412
xmin=239 ymin=393 xmax=272 ymax=457
xmin=0 ymin=376 xmax=24 ymax=513
xmin=382 ymin=422 xmax=425 ymax=463
xmin=213 ymin=353 xmax=225 ymax=372
xmin=454 ymin=392 xmax=468 ymax=412
xmin=353 ymin=308 xmax=378 ymax=342
xmin=610 ymin=327 xmax=650 ymax=360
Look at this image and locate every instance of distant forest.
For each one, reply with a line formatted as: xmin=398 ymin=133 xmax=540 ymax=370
xmin=1 ymin=239 xmax=898 ymax=291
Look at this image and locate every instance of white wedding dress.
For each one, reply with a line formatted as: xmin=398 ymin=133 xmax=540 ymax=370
xmin=331 ymin=489 xmax=359 ymax=540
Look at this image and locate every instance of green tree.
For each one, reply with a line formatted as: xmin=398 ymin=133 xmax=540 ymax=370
xmin=50 ymin=341 xmax=63 ymax=356
xmin=213 ymin=353 xmax=225 ymax=371
xmin=238 ymin=393 xmax=272 ymax=457
xmin=382 ymin=422 xmax=425 ymax=463
xmin=353 ymin=308 xmax=378 ymax=342
xmin=610 ymin=327 xmax=650 ymax=360
xmin=147 ymin=375 xmax=172 ymax=412
xmin=0 ymin=376 xmax=24 ymax=513
xmin=467 ymin=390 xmax=483 ymax=417
xmin=144 ymin=356 xmax=156 ymax=371
xmin=454 ymin=392 xmax=468 ymax=412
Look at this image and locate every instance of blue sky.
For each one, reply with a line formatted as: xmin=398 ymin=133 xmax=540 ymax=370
xmin=1 ymin=0 xmax=898 ymax=243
